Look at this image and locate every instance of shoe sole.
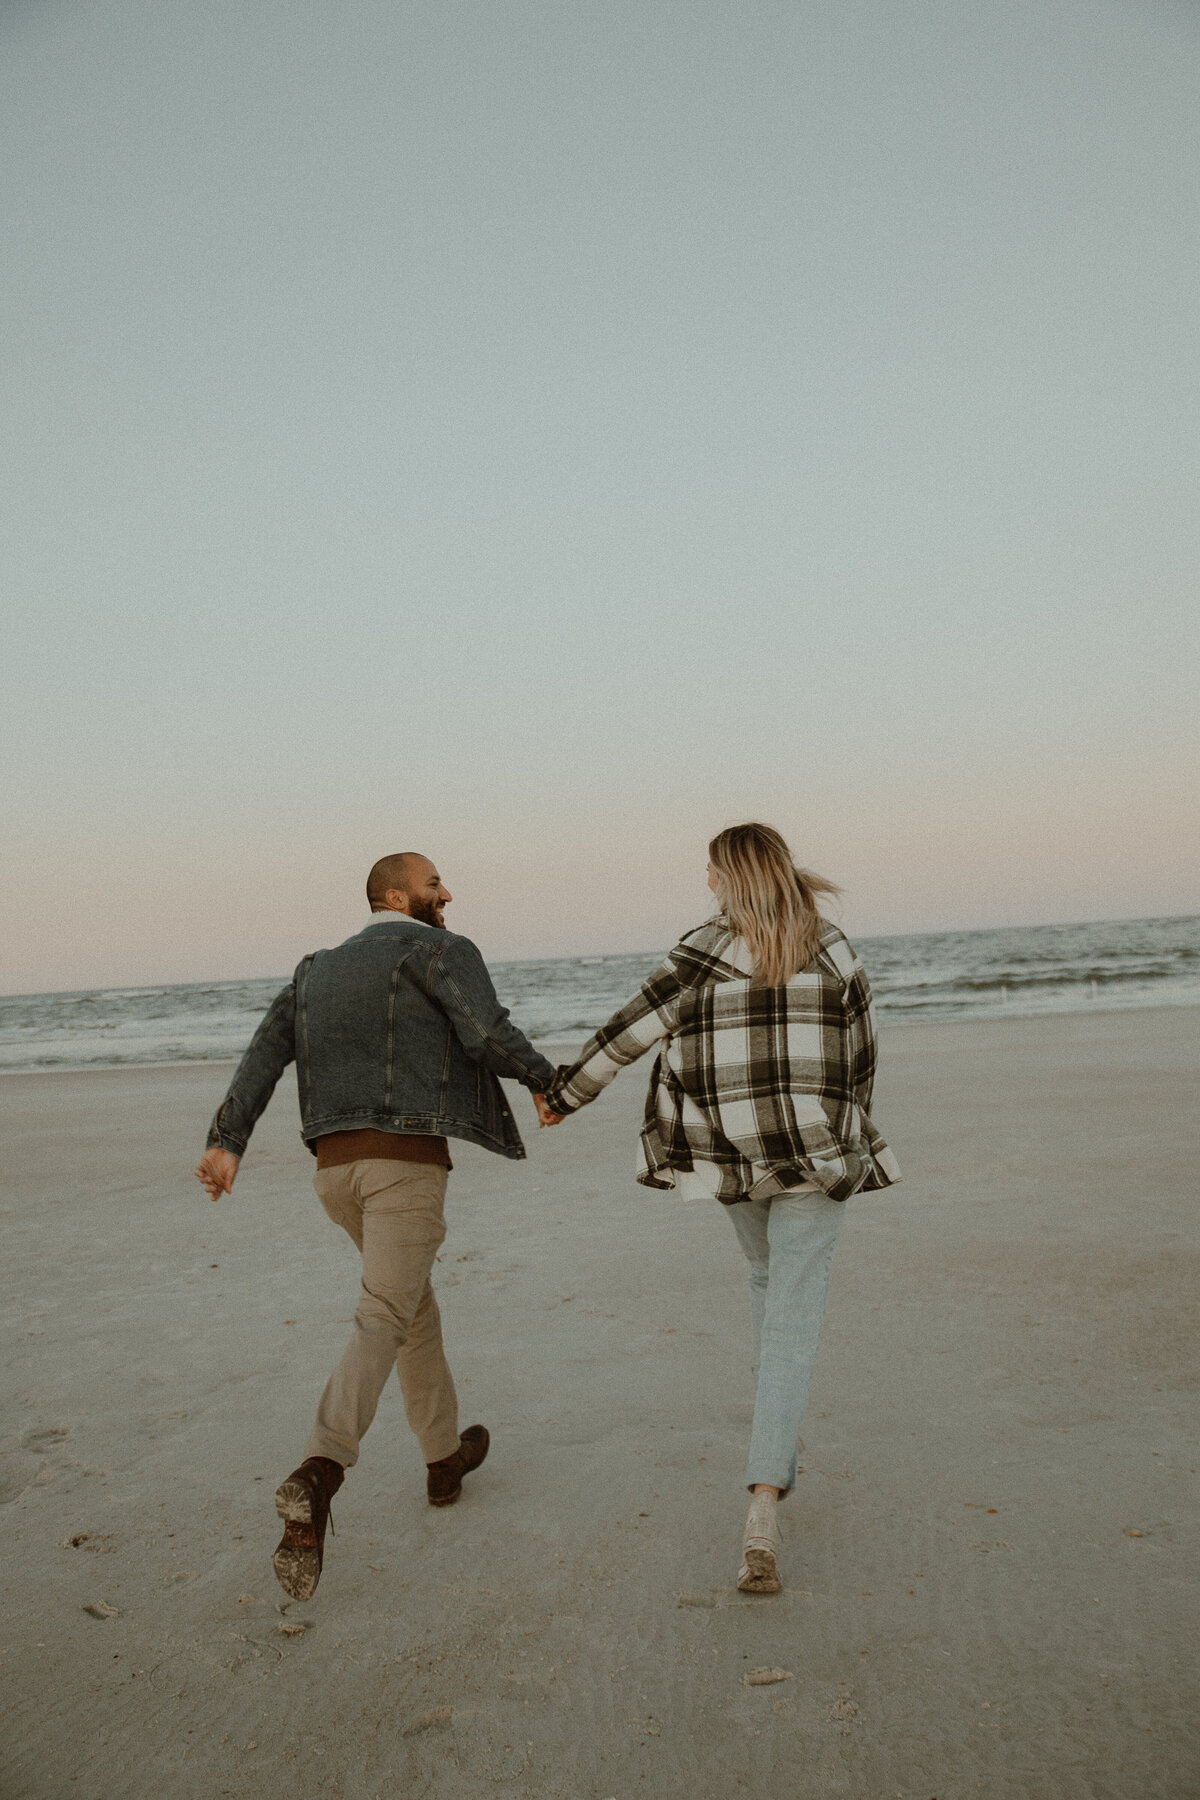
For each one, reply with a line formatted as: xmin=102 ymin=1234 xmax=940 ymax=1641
xmin=273 ymin=1475 xmax=321 ymax=1601
xmin=428 ymin=1482 xmax=463 ymax=1508
xmin=737 ymin=1547 xmax=782 ymax=1594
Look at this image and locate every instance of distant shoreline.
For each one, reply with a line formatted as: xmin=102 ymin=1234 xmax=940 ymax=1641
xmin=2 ymin=909 xmax=1198 ymax=1003
xmin=1 ymin=994 xmax=1197 ymax=1078
xmin=3 ymin=915 xmax=1197 ymax=1073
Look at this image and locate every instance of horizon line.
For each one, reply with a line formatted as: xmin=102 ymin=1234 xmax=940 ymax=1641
xmin=2 ymin=907 xmax=1196 ymax=1003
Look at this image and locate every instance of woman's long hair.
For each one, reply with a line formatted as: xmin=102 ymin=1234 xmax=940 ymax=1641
xmin=708 ymin=823 xmax=840 ymax=987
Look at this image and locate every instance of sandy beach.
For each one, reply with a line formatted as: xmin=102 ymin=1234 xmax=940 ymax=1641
xmin=2 ymin=1005 xmax=1197 ymax=1800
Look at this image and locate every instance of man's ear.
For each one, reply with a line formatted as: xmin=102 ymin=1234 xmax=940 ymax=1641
xmin=383 ymin=889 xmax=410 ymax=914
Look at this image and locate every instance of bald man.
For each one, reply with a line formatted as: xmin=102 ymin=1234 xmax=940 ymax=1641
xmin=195 ymin=853 xmax=559 ymax=1601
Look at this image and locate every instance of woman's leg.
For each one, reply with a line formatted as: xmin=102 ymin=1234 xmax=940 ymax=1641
xmin=744 ymin=1192 xmax=845 ymax=1496
xmin=728 ymin=1196 xmax=786 ymax=1590
xmin=726 ymin=1194 xmax=772 ymax=1374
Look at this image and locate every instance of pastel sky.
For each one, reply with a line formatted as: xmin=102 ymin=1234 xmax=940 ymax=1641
xmin=2 ymin=0 xmax=1197 ymax=994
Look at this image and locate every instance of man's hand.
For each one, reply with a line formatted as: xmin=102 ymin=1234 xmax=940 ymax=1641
xmin=532 ymin=1093 xmax=565 ymax=1128
xmin=195 ymin=1147 xmax=241 ymax=1199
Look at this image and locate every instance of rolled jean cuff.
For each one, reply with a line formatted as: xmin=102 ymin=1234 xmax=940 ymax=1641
xmin=745 ymin=1462 xmax=799 ymax=1498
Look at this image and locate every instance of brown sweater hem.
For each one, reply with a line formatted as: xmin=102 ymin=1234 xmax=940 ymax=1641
xmin=315 ymin=1129 xmax=453 ymax=1171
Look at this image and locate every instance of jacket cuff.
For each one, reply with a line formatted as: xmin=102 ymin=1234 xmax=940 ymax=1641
xmin=206 ymin=1102 xmax=248 ymax=1156
xmin=542 ymin=1076 xmax=582 ymax=1114
xmin=206 ymin=1125 xmax=247 ymax=1155
xmin=516 ymin=1054 xmax=559 ymax=1091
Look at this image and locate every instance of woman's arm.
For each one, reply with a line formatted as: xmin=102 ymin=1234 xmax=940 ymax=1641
xmin=543 ymin=955 xmax=685 ymax=1115
xmin=841 ymin=958 xmax=879 ymax=1115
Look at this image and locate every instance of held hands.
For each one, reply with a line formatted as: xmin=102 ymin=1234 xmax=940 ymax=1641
xmin=194 ymin=1147 xmax=241 ymax=1200
xmin=532 ymin=1092 xmax=566 ymax=1129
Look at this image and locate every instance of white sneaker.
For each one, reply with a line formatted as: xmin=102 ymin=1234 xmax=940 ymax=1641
xmin=737 ymin=1491 xmax=782 ymax=1594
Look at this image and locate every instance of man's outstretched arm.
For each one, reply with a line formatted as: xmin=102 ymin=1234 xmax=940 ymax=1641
xmin=429 ymin=937 xmax=558 ymax=1090
xmin=196 ymin=980 xmax=297 ymax=1198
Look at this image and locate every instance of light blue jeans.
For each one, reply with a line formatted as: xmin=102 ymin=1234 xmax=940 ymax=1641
xmin=726 ymin=1190 xmax=846 ymax=1495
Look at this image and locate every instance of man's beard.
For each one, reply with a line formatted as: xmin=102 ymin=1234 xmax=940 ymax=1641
xmin=409 ymin=896 xmax=446 ymax=929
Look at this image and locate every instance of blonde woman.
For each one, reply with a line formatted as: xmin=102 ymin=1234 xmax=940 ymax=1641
xmin=542 ymin=823 xmax=900 ymax=1594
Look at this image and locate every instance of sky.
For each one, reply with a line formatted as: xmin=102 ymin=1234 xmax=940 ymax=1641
xmin=2 ymin=0 xmax=1198 ymax=994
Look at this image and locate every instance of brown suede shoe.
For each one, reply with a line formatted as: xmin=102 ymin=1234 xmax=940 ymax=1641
xmin=272 ymin=1456 xmax=344 ymax=1601
xmin=426 ymin=1425 xmax=489 ymax=1507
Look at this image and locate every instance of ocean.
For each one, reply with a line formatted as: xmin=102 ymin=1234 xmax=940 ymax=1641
xmin=1 ymin=914 xmax=1196 ymax=1074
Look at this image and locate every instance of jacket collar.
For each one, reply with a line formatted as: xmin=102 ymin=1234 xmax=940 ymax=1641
xmin=361 ymin=912 xmax=434 ymax=931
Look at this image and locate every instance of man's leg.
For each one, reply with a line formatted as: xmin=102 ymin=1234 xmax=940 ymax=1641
xmin=395 ymin=1279 xmax=460 ymax=1464
xmin=304 ymin=1159 xmax=455 ymax=1467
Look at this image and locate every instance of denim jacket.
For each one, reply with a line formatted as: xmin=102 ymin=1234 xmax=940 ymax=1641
xmin=206 ymin=918 xmax=557 ymax=1161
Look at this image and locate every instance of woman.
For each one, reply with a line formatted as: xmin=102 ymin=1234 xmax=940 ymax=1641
xmin=542 ymin=822 xmax=900 ymax=1594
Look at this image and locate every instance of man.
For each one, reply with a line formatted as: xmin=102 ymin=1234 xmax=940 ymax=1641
xmin=194 ymin=852 xmax=559 ymax=1602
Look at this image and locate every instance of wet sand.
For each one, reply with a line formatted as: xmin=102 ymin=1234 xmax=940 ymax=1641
xmin=2 ymin=1006 xmax=1198 ymax=1799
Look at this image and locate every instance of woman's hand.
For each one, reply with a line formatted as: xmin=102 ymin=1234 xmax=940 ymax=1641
xmin=532 ymin=1093 xmax=565 ymax=1128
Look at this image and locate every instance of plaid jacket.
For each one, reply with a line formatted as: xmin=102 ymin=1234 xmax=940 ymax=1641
xmin=543 ymin=920 xmax=901 ymax=1204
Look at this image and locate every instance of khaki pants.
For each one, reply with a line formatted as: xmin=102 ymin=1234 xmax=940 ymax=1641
xmin=303 ymin=1159 xmax=460 ymax=1468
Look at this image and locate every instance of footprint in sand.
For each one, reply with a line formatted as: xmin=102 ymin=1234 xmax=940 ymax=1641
xmin=402 ymin=1707 xmax=454 ymax=1735
xmin=23 ymin=1426 xmax=72 ymax=1453
xmin=0 ymin=1427 xmax=73 ymax=1505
